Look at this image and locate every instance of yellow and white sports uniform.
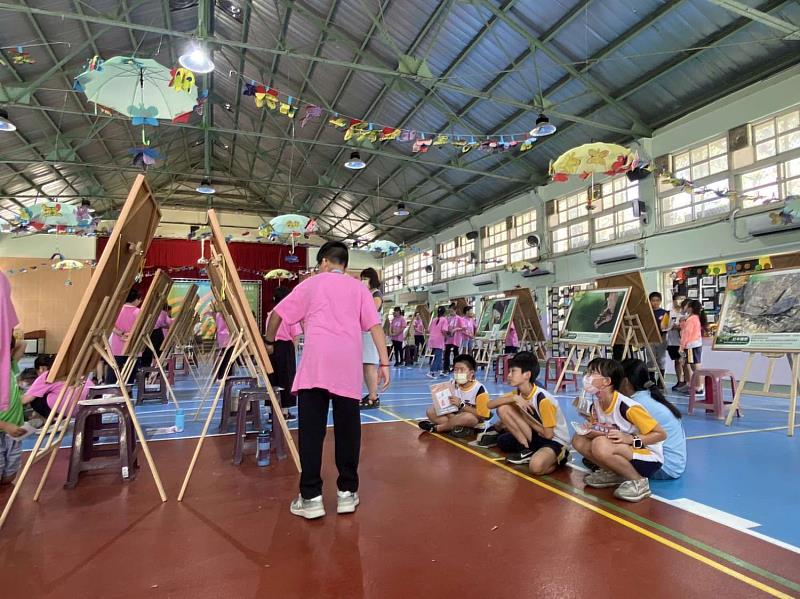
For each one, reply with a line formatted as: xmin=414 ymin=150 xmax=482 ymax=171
xmin=591 ymin=391 xmax=664 ymax=470
xmin=519 ymin=385 xmax=571 ymax=465
xmin=453 ymin=380 xmax=491 ymax=420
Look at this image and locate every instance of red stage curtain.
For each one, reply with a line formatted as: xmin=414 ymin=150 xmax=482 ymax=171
xmin=96 ymin=237 xmax=305 ymax=324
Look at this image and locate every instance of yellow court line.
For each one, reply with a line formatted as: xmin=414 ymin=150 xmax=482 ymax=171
xmin=688 ymin=424 xmax=800 ymax=440
xmin=380 ymin=407 xmax=793 ymax=599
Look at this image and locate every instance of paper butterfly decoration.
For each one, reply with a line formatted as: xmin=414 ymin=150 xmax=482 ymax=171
xmin=169 ymin=67 xmax=196 ymax=93
xmin=10 ymin=46 xmax=35 ymax=65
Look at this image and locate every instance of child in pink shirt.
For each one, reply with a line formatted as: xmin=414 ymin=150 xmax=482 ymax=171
xmin=24 ymin=355 xmax=94 ymax=419
xmin=427 ymin=306 xmax=449 ymax=378
xmin=678 ymin=299 xmax=707 ymax=396
xmin=266 ymin=241 xmax=389 ymax=520
xmin=266 ymin=286 xmax=304 ymax=421
xmin=106 ymin=289 xmax=142 ymax=384
xmin=505 ymin=321 xmax=519 ymax=354
xmin=389 ymin=307 xmax=407 ymax=367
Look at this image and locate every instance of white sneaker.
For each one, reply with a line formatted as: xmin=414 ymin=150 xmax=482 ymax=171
xmin=289 ymin=494 xmax=326 ymax=519
xmin=426 ymin=372 xmax=438 ymax=379
xmin=614 ymin=478 xmax=652 ymax=502
xmin=336 ymin=490 xmax=360 ymax=514
xmin=584 ymin=469 xmax=626 ymax=489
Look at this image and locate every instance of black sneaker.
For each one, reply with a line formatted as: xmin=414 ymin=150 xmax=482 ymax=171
xmin=671 ymin=382 xmax=686 ymax=392
xmin=283 ymin=411 xmax=297 ymax=422
xmin=470 ymin=429 xmax=500 ymax=448
xmin=506 ymin=449 xmax=534 ymax=465
xmin=450 ymin=426 xmax=471 ymax=439
xmin=418 ymin=420 xmax=437 ymax=433
xmin=695 ymin=388 xmax=705 ymax=395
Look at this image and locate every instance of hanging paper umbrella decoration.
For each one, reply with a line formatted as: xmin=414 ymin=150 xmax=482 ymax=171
xmin=269 ymin=213 xmax=310 ymax=254
xmin=128 ymin=146 xmax=163 ymax=170
xmin=264 ymin=268 xmax=296 ymax=281
xmin=78 ymin=56 xmax=197 ymax=122
xmin=366 ymin=240 xmax=400 ymax=256
xmin=52 ymin=259 xmax=84 ymax=271
xmin=550 ymin=142 xmax=635 ymax=182
xmin=29 ymin=202 xmax=78 ymax=227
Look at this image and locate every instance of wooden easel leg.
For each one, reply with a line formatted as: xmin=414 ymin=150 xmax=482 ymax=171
xmin=144 ymin=338 xmax=180 ymax=409
xmin=788 ymin=354 xmax=798 ymax=437
xmin=179 ymin=332 xmax=246 ymax=501
xmin=763 ymin=357 xmax=777 ymax=396
xmin=0 ymin=382 xmax=72 ymax=530
xmin=726 ymin=353 xmax=754 ymax=427
xmin=191 ymin=349 xmax=225 ymax=421
xmin=98 ymin=339 xmax=167 ymax=502
xmin=554 ymin=346 xmax=576 ymax=393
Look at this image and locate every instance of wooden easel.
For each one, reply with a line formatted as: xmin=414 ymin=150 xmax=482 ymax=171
xmin=504 ymin=288 xmax=547 ymax=359
xmin=161 ymin=285 xmax=200 ymax=387
xmin=616 ymin=312 xmax=666 ymax=388
xmin=724 ymin=352 xmax=799 ymax=436
xmin=0 ymin=175 xmax=164 ymax=531
xmin=178 ymin=209 xmax=300 ymax=501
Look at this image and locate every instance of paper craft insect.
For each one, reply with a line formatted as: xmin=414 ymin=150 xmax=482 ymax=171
xmin=169 ymin=67 xmax=196 ymax=92
xmin=10 ymin=47 xmax=35 ymax=65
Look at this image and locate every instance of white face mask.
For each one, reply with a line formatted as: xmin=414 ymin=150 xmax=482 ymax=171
xmin=583 ymin=374 xmax=601 ymax=394
xmin=454 ymin=372 xmax=469 ymax=385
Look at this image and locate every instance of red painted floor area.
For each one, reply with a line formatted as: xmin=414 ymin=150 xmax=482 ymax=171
xmin=1 ymin=422 xmax=798 ymax=599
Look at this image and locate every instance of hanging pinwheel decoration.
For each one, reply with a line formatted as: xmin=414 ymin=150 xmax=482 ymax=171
xmin=264 ymin=268 xmax=296 ymax=281
xmin=128 ymin=146 xmax=163 ymax=170
xmin=366 ymin=240 xmax=400 ymax=257
xmin=269 ymin=213 xmax=310 ymax=254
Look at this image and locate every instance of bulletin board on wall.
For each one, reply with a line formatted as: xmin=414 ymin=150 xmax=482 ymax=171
xmin=0 ymin=257 xmax=94 ymax=353
xmin=662 ymin=252 xmax=800 ymax=332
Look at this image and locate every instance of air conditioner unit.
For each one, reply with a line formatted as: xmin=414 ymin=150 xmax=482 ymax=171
xmin=520 ymin=261 xmax=554 ymax=277
xmin=471 ymin=272 xmax=498 ymax=287
xmin=744 ymin=210 xmax=800 ymax=237
xmin=398 ymin=291 xmax=428 ymax=304
xmin=589 ymin=242 xmax=642 ymax=265
xmin=429 ymin=282 xmax=448 ymax=295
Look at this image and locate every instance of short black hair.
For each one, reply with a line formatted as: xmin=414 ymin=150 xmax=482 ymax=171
xmin=317 ymin=241 xmax=349 ymax=268
xmin=126 ymin=288 xmax=140 ymax=303
xmin=273 ymin=286 xmax=291 ymax=303
xmin=462 ymin=305 xmax=472 ymax=315
xmin=360 ymin=267 xmax=380 ymax=289
xmin=508 ymin=351 xmax=540 ymax=382
xmin=648 ymin=292 xmax=662 ymax=301
xmin=586 ymin=357 xmax=624 ymax=390
xmin=34 ymin=354 xmax=54 ymax=371
xmin=393 ymin=306 xmax=401 ymax=313
xmin=453 ymin=353 xmax=476 ymax=371
xmin=19 ymin=367 xmax=37 ymax=383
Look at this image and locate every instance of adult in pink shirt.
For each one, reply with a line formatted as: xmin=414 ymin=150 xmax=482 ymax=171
xmin=266 ymin=241 xmax=389 ymax=520
xmin=427 ymin=306 xmax=449 ymax=378
xmin=106 ymin=288 xmax=142 ymax=384
xmin=214 ymin=308 xmax=234 ymax=381
xmin=443 ymin=304 xmax=460 ymax=373
xmin=266 ymin=286 xmax=304 ymax=420
xmin=25 ymin=357 xmax=94 ymax=419
xmin=389 ymin=307 xmax=407 ymax=368
xmin=142 ymin=301 xmax=173 ymax=368
xmin=460 ymin=306 xmax=476 ymax=353
xmin=412 ymin=313 xmax=426 ymax=358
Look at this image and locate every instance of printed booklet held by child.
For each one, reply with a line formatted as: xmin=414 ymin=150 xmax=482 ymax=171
xmin=430 ymin=381 xmax=459 ymax=417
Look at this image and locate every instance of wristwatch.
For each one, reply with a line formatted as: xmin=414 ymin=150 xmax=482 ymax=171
xmin=632 ymin=435 xmax=644 ymax=449
xmin=458 ymin=401 xmax=466 ymax=410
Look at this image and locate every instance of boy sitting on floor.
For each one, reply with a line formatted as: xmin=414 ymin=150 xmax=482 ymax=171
xmin=418 ymin=354 xmax=490 ymax=434
xmin=488 ymin=352 xmax=571 ymax=476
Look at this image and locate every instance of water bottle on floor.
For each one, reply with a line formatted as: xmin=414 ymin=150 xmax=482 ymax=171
xmin=175 ymin=408 xmax=185 ymax=433
xmin=256 ymin=429 xmax=271 ymax=466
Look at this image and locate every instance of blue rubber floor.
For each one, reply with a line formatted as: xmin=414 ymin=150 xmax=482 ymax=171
xmin=23 ymin=362 xmax=800 ymax=550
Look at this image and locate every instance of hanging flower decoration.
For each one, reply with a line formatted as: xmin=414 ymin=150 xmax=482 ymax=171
xmin=128 ymin=146 xmax=163 ymax=170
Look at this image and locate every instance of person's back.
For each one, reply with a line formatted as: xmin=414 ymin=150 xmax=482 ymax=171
xmin=632 ymin=390 xmax=686 ymax=478
xmin=428 ymin=317 xmax=447 ymax=350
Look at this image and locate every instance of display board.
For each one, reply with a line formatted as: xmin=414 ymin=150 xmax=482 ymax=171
xmin=161 ymin=283 xmax=198 ymax=356
xmin=504 ymin=287 xmax=547 ymax=355
xmin=714 ymin=267 xmax=800 ymax=352
xmin=49 ymin=174 xmax=160 ymax=381
xmin=561 ymin=288 xmax=630 ymax=346
xmin=477 ymin=297 xmax=517 ymax=338
xmin=596 ymin=272 xmax=661 ymax=345
xmin=169 ymin=278 xmax=261 ymax=339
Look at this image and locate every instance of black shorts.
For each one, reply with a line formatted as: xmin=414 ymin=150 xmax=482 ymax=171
xmin=667 ymin=345 xmax=681 ymax=360
xmin=631 ymin=459 xmax=663 ymax=478
xmin=686 ymin=347 xmax=702 ymax=364
xmin=528 ymin=435 xmax=569 ymax=466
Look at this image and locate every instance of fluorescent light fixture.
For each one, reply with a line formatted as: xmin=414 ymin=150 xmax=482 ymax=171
xmin=0 ymin=109 xmax=16 ymax=132
xmin=344 ymin=151 xmax=366 ymax=170
xmin=179 ymin=44 xmax=215 ymax=74
xmin=529 ymin=113 xmax=556 ymax=137
xmin=393 ymin=202 xmax=410 ymax=217
xmin=196 ymin=179 xmax=215 ymax=194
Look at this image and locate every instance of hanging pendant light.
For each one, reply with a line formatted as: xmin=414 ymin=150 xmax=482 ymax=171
xmin=529 ymin=113 xmax=556 ymax=137
xmin=393 ymin=203 xmax=410 ymax=216
xmin=0 ymin=109 xmax=16 ymax=132
xmin=179 ymin=43 xmax=215 ymax=74
xmin=344 ymin=151 xmax=366 ymax=170
xmin=196 ymin=179 xmax=215 ymax=194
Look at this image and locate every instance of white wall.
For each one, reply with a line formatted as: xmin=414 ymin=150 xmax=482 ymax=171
xmin=0 ymin=233 xmax=95 ymax=260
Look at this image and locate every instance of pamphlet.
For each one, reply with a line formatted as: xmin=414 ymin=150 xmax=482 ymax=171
xmin=430 ymin=382 xmax=459 ymax=417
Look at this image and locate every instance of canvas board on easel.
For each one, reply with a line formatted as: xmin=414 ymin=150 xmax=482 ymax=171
xmin=560 ymin=288 xmax=630 ymax=346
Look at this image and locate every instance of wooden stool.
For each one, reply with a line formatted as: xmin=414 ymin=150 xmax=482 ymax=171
xmin=232 ymin=388 xmax=267 ymax=465
xmin=545 ymin=356 xmax=576 ymax=391
xmin=86 ymin=383 xmax=133 ymax=400
xmin=65 ymin=397 xmax=138 ymax=488
xmin=135 ymin=367 xmax=168 ymax=405
xmin=688 ymin=368 xmax=741 ymax=420
xmin=173 ymin=353 xmax=188 ymax=375
xmin=165 ymin=356 xmax=176 ymax=386
xmin=218 ymin=376 xmax=257 ymax=433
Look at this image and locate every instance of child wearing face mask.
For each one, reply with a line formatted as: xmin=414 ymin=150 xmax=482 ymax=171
xmin=571 ymin=358 xmax=667 ymax=502
xmin=418 ymin=354 xmax=490 ymax=434
xmin=488 ymin=351 xmax=571 ymax=475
